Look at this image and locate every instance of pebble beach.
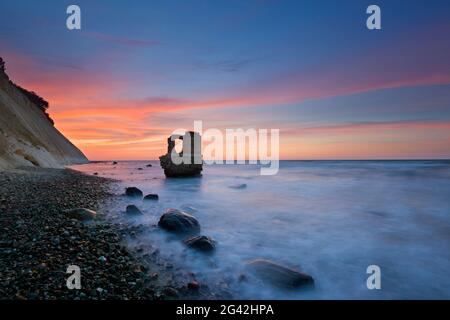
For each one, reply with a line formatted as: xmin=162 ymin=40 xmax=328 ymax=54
xmin=0 ymin=167 xmax=206 ymax=300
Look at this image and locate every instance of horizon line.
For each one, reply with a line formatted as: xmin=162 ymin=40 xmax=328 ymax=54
xmin=85 ymin=158 xmax=450 ymax=162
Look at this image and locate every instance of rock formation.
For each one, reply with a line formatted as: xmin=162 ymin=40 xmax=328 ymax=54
xmin=159 ymin=131 xmax=203 ymax=177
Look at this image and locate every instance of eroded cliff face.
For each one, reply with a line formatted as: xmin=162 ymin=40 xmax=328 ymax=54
xmin=0 ymin=59 xmax=88 ymax=169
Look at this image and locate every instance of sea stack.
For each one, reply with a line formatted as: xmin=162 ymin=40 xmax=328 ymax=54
xmin=159 ymin=131 xmax=203 ymax=177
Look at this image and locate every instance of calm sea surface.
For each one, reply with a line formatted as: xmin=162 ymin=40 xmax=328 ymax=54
xmin=71 ymin=160 xmax=450 ymax=299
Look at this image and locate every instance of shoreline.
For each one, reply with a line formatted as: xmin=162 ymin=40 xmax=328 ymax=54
xmin=0 ymin=167 xmax=213 ymax=300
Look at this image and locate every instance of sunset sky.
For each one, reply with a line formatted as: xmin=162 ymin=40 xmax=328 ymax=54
xmin=1 ymin=0 xmax=450 ymax=160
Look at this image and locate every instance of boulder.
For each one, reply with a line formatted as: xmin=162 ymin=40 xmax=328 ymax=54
xmin=146 ymin=164 xmax=153 ymax=167
xmin=64 ymin=208 xmax=96 ymax=221
xmin=158 ymin=208 xmax=200 ymax=235
xmin=184 ymin=235 xmax=216 ymax=252
xmin=112 ymin=161 xmax=118 ymax=165
xmin=126 ymin=205 xmax=143 ymax=215
xmin=144 ymin=194 xmax=159 ymax=201
xmin=125 ymin=187 xmax=143 ymax=198
xmin=245 ymin=259 xmax=314 ymax=289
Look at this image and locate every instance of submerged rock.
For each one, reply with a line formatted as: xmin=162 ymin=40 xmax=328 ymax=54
xmin=245 ymin=259 xmax=314 ymax=289
xmin=64 ymin=208 xmax=96 ymax=221
xmin=184 ymin=235 xmax=216 ymax=252
xmin=112 ymin=161 xmax=118 ymax=165
xmin=146 ymin=164 xmax=153 ymax=167
xmin=229 ymin=183 xmax=247 ymax=189
xmin=158 ymin=208 xmax=200 ymax=235
xmin=143 ymin=194 xmax=159 ymax=201
xmin=126 ymin=205 xmax=143 ymax=216
xmin=125 ymin=187 xmax=143 ymax=198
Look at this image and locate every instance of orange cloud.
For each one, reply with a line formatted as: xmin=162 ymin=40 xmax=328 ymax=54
xmin=281 ymin=120 xmax=450 ymax=160
xmin=3 ymin=28 xmax=450 ymax=161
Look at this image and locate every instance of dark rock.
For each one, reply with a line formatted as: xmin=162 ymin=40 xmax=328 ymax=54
xmin=143 ymin=194 xmax=159 ymax=201
xmin=158 ymin=208 xmax=200 ymax=235
xmin=125 ymin=187 xmax=143 ymax=198
xmin=126 ymin=205 xmax=143 ymax=216
xmin=245 ymin=259 xmax=314 ymax=289
xmin=187 ymin=281 xmax=200 ymax=290
xmin=64 ymin=208 xmax=96 ymax=221
xmin=229 ymin=183 xmax=247 ymax=189
xmin=238 ymin=274 xmax=247 ymax=282
xmin=159 ymin=131 xmax=203 ymax=178
xmin=112 ymin=161 xmax=118 ymax=165
xmin=137 ymin=168 xmax=143 ymax=171
xmin=146 ymin=164 xmax=152 ymax=167
xmin=184 ymin=235 xmax=216 ymax=252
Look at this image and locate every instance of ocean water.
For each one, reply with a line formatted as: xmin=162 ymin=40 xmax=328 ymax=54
xmin=71 ymin=160 xmax=450 ymax=299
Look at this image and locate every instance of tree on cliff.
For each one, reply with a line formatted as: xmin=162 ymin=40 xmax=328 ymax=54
xmin=0 ymin=57 xmax=53 ymax=124
xmin=0 ymin=57 xmax=5 ymax=72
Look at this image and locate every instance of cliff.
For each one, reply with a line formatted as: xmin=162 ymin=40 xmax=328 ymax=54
xmin=0 ymin=58 xmax=88 ymax=169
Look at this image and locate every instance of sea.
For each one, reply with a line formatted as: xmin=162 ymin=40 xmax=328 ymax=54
xmin=71 ymin=160 xmax=450 ymax=299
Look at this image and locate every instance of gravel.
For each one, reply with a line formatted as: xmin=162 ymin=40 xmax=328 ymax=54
xmin=0 ymin=167 xmax=156 ymax=300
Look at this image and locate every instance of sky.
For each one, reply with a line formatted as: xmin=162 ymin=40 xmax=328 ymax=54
xmin=1 ymin=0 xmax=449 ymax=160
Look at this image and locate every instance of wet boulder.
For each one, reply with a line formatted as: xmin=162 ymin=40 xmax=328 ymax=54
xmin=245 ymin=259 xmax=314 ymax=289
xmin=144 ymin=194 xmax=159 ymax=201
xmin=158 ymin=208 xmax=200 ymax=235
xmin=184 ymin=235 xmax=216 ymax=252
xmin=146 ymin=164 xmax=153 ymax=167
xmin=64 ymin=208 xmax=96 ymax=221
xmin=125 ymin=187 xmax=143 ymax=198
xmin=126 ymin=205 xmax=143 ymax=215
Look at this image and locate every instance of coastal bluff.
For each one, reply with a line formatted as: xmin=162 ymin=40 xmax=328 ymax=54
xmin=0 ymin=58 xmax=88 ymax=169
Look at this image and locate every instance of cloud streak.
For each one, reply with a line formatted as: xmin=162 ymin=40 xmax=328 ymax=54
xmin=83 ymin=31 xmax=162 ymax=48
